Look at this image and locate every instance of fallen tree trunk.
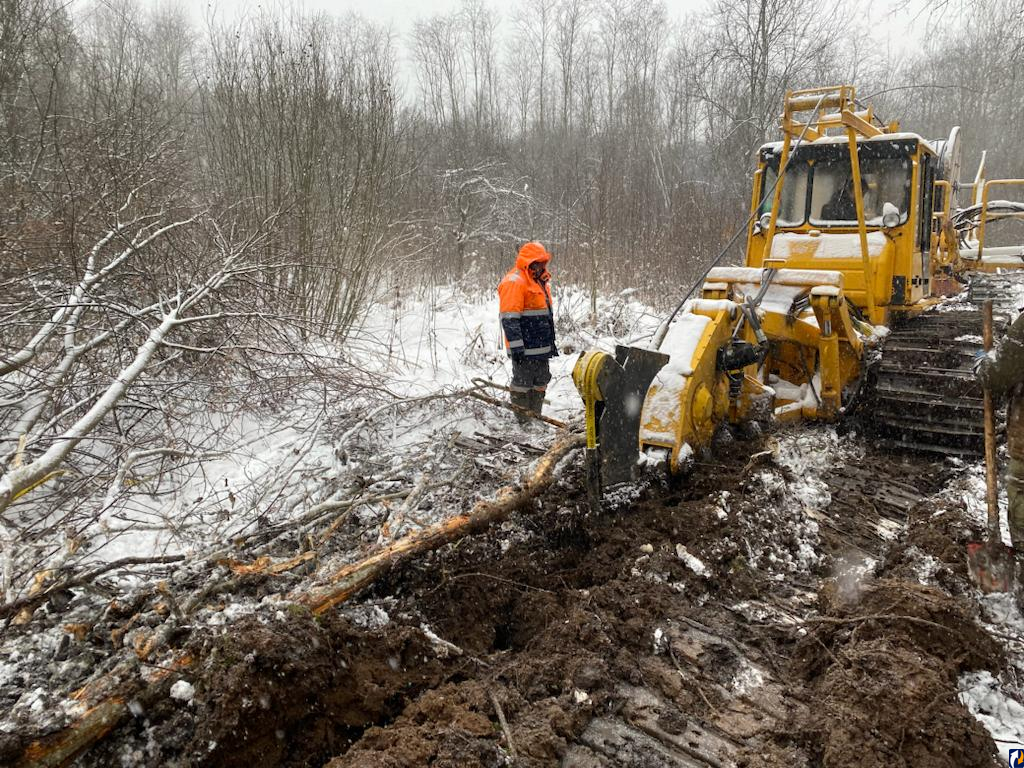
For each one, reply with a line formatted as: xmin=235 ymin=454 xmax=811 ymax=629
xmin=15 ymin=433 xmax=585 ymax=767
xmin=298 ymin=432 xmax=585 ymax=615
xmin=16 ymin=651 xmax=191 ymax=768
xmin=18 ymin=699 xmax=128 ymax=768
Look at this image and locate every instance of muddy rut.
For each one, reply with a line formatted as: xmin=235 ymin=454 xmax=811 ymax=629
xmin=75 ymin=430 xmax=1005 ymax=768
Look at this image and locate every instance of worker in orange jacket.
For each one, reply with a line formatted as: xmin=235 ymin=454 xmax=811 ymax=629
xmin=498 ymin=242 xmax=558 ymax=422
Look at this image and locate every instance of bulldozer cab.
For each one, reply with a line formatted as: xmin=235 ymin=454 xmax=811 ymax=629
xmin=746 ymin=87 xmax=942 ymax=324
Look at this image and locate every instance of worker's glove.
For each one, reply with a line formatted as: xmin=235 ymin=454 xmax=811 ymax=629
xmin=510 ymin=347 xmax=525 ymax=362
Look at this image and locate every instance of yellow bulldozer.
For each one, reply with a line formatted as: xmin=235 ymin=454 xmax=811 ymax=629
xmin=575 ymin=84 xmax=1024 ymax=503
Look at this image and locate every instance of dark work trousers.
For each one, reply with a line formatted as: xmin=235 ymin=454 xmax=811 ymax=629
xmin=510 ymin=357 xmax=552 ymax=393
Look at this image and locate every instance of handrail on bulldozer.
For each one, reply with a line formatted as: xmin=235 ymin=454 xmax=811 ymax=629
xmin=973 ymin=151 xmax=987 ymax=207
xmin=977 ymin=179 xmax=1024 ymax=260
xmin=846 ymin=120 xmax=877 ymax=321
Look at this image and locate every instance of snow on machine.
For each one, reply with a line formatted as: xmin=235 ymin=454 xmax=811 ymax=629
xmin=575 ymin=85 xmax=1024 ymax=504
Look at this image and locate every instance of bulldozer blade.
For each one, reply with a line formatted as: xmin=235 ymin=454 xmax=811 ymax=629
xmin=966 ymin=541 xmax=1015 ymax=593
xmin=597 ymin=345 xmax=669 ymax=487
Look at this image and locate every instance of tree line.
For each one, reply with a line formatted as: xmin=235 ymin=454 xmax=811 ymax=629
xmin=2 ymin=0 xmax=1024 ymax=604
xmin=3 ymin=0 xmax=1024 ymax=325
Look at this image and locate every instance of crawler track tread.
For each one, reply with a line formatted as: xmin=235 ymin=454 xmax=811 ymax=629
xmin=867 ymin=274 xmax=1024 ymax=457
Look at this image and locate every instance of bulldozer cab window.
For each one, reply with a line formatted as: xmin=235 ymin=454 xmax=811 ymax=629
xmin=756 ymin=140 xmax=915 ymax=228
xmin=810 ymin=156 xmax=912 ymax=227
xmin=757 ymin=162 xmax=810 ymax=226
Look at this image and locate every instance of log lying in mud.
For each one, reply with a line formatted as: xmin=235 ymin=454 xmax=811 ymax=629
xmin=15 ymin=433 xmax=583 ymax=768
xmin=17 ymin=699 xmax=126 ymax=768
xmin=16 ymin=651 xmax=191 ymax=768
xmin=299 ymin=432 xmax=585 ymax=615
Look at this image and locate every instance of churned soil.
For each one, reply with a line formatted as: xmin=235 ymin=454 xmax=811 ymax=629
xmin=76 ymin=432 xmax=1005 ymax=768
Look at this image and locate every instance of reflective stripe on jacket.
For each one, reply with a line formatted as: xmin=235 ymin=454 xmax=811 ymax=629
xmin=498 ymin=242 xmax=556 ymax=358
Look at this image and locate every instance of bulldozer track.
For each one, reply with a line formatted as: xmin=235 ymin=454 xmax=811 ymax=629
xmin=867 ymin=273 xmax=1024 ymax=456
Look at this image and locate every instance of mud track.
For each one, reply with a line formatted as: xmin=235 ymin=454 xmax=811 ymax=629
xmin=79 ymin=429 xmax=1005 ymax=767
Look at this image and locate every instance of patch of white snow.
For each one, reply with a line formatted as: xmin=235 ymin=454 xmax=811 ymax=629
xmin=169 ymin=680 xmax=195 ymax=703
xmin=959 ymin=671 xmax=1024 ymax=762
xmin=676 ymin=544 xmax=709 ymax=577
xmin=731 ymin=660 xmax=766 ymax=696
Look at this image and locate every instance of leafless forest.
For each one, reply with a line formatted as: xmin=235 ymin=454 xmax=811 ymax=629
xmin=6 ymin=0 xmax=1024 ymax=304
xmin=2 ymin=0 xmax=1024 ymax=597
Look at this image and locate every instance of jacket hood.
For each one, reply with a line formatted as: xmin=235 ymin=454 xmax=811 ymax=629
xmin=516 ymin=241 xmax=551 ymax=271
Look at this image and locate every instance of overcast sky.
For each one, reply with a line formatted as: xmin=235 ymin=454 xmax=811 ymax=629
xmin=170 ymin=0 xmax=933 ymax=52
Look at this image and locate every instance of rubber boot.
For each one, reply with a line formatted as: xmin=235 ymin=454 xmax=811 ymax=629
xmin=529 ymin=389 xmax=545 ymax=417
xmin=510 ymin=390 xmax=531 ymax=425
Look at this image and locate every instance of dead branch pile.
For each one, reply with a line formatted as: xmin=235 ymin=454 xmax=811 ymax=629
xmin=11 ymin=433 xmax=584 ymax=767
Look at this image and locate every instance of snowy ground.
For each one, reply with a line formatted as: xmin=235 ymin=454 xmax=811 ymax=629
xmin=949 ymin=466 xmax=1024 ymax=762
xmin=0 ymin=282 xmax=662 ymax=744
xmin=14 ymin=283 xmax=659 ymax=573
xmin=3 ymin=281 xmax=1024 ymax=763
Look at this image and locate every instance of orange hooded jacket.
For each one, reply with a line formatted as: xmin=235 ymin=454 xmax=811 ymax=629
xmin=497 ymin=242 xmax=556 ymax=358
